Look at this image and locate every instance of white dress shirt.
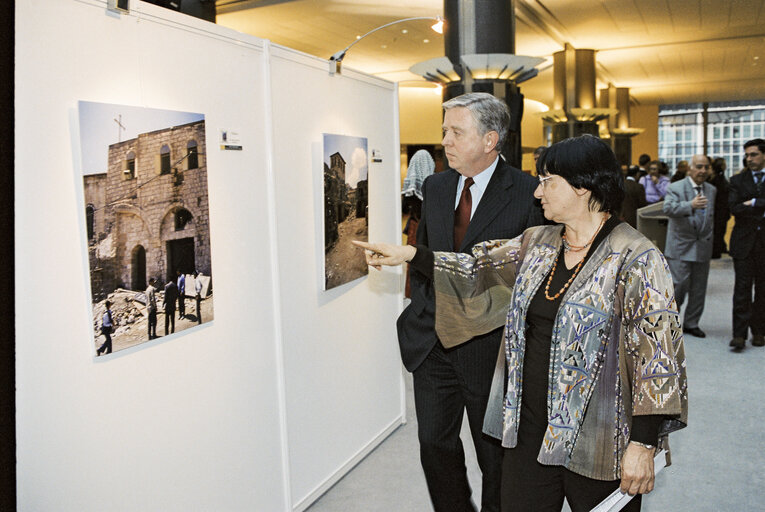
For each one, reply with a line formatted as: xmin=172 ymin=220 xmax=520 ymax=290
xmin=453 ymin=156 xmax=500 ymax=219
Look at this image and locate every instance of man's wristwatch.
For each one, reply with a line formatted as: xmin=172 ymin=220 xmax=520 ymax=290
xmin=630 ymin=440 xmax=656 ymax=451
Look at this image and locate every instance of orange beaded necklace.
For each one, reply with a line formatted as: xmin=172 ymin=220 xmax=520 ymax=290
xmin=544 ymin=214 xmax=608 ymax=301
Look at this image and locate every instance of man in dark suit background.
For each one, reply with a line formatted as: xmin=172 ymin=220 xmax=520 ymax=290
xmin=728 ymin=138 xmax=765 ymax=351
xmin=398 ymin=92 xmax=543 ymax=512
xmin=620 ymin=165 xmax=646 ymax=228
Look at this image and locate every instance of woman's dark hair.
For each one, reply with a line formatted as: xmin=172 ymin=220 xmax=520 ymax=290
xmin=711 ymin=157 xmax=726 ymax=176
xmin=536 ymin=134 xmax=625 ymax=214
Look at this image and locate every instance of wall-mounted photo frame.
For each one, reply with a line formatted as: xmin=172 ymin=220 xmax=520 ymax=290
xmin=77 ymin=101 xmax=215 ymax=357
xmin=322 ymin=133 xmax=369 ymax=290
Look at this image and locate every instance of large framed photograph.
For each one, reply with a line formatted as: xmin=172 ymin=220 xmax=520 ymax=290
xmin=78 ymin=101 xmax=214 ymax=357
xmin=322 ymin=133 xmax=369 ymax=290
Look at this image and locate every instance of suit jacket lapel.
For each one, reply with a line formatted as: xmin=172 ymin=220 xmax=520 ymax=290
xmin=458 ymin=160 xmax=514 ymax=251
xmin=433 ymin=170 xmax=460 ymax=250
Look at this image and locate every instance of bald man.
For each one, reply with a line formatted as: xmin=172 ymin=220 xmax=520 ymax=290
xmin=662 ymin=154 xmax=715 ymax=338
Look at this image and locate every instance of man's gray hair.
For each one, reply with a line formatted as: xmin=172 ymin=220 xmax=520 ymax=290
xmin=442 ymin=92 xmax=510 ymax=154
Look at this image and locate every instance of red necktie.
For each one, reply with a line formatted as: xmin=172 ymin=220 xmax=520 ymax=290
xmin=454 ymin=177 xmax=474 ymax=250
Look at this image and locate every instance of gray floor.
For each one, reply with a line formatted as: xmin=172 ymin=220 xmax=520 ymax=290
xmin=307 ymin=256 xmax=765 ymax=511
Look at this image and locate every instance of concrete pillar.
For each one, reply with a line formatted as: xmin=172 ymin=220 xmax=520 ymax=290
xmin=443 ymin=0 xmax=525 ymax=167
xmin=599 ymin=84 xmax=642 ymax=165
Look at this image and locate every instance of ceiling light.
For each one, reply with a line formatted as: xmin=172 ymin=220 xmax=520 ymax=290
xmin=423 ymin=39 xmax=430 ymax=43
xmin=402 ymin=29 xmax=408 ymax=34
xmin=431 ymin=18 xmax=444 ymax=34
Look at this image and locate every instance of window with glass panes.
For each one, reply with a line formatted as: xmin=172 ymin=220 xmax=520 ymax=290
xmin=659 ymin=101 xmax=765 ymax=179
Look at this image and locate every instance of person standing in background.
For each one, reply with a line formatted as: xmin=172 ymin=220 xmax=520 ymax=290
xmin=639 ymin=160 xmax=670 ymax=203
xmin=402 ymin=149 xmax=435 ymax=298
xmin=709 ymin=157 xmax=730 ymax=258
xmin=620 ymin=165 xmax=647 ymax=228
xmin=728 ymin=139 xmax=765 ymax=351
xmin=663 ymin=154 xmax=715 ymax=339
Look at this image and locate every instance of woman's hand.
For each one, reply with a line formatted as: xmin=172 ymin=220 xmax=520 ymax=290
xmin=352 ymin=241 xmax=416 ymax=271
xmin=619 ymin=442 xmax=655 ymax=496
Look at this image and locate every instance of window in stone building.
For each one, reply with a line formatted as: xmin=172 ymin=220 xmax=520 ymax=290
xmin=175 ymin=208 xmax=193 ymax=231
xmin=86 ymin=205 xmax=95 ymax=240
xmin=160 ymin=144 xmax=171 ymax=175
xmin=187 ymin=140 xmax=198 ymax=169
xmin=124 ymin=150 xmax=136 ymax=179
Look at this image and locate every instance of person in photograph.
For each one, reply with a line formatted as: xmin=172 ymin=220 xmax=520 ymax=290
xmin=163 ymin=277 xmax=178 ymax=335
xmin=639 ymin=160 xmax=670 ymax=203
xmin=96 ymin=300 xmax=114 ymax=356
xmin=394 ymin=91 xmax=543 ymax=512
xmin=355 ymin=134 xmax=687 ymax=512
xmin=728 ymin=138 xmax=765 ymax=350
xmin=194 ymin=271 xmax=203 ymax=325
xmin=146 ymin=278 xmax=158 ymax=339
xmin=177 ymin=270 xmax=186 ymax=319
xmin=662 ymin=154 xmax=715 ymax=339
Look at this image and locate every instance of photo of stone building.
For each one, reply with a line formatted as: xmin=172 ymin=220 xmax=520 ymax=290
xmin=322 ymin=133 xmax=369 ymax=290
xmin=79 ymin=102 xmax=214 ymax=356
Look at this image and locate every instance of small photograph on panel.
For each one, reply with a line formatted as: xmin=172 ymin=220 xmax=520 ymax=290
xmin=322 ymin=133 xmax=369 ymax=290
xmin=77 ymin=101 xmax=214 ymax=357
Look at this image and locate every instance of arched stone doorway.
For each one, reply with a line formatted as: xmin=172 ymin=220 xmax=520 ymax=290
xmin=131 ymin=245 xmax=146 ymax=291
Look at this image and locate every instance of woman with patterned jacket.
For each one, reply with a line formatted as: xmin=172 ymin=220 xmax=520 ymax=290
xmin=355 ymin=135 xmax=687 ymax=512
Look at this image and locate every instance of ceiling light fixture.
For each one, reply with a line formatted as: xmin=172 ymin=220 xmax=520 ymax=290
xmin=329 ymin=16 xmax=445 ymax=75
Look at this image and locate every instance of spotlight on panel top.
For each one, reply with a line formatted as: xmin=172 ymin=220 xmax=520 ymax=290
xmin=329 ymin=16 xmax=445 ymax=75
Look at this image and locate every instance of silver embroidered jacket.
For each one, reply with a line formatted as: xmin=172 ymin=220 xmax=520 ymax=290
xmin=432 ymin=223 xmax=688 ymax=480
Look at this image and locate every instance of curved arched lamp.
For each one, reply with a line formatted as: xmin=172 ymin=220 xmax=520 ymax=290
xmin=329 ymin=16 xmax=445 ymax=75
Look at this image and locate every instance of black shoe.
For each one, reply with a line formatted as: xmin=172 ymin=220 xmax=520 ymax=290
xmin=752 ymin=335 xmax=765 ymax=347
xmin=729 ymin=337 xmax=745 ymax=351
xmin=683 ymin=326 xmax=706 ymax=338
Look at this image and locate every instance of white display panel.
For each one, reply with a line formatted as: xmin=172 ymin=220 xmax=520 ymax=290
xmin=268 ymin=46 xmax=405 ymax=510
xmin=16 ymin=1 xmax=405 ymax=511
xmin=16 ymin=1 xmax=285 ymax=510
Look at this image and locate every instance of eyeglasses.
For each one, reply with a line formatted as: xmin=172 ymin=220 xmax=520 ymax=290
xmin=537 ymin=175 xmax=554 ymax=188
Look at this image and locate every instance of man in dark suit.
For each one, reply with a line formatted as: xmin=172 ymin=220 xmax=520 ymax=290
xmin=728 ymin=138 xmax=765 ymax=351
xmin=398 ymin=92 xmax=543 ymax=512
xmin=663 ymin=154 xmax=715 ymax=339
xmin=620 ymin=165 xmax=646 ymax=228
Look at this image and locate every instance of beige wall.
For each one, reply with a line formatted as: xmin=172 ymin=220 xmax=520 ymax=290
xmin=399 ymin=87 xmax=443 ymax=145
xmin=631 ymin=104 xmax=659 ymax=164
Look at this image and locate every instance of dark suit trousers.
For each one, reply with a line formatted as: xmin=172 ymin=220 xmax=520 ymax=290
xmin=165 ymin=309 xmax=176 ymax=335
xmin=733 ymin=232 xmax=765 ymax=338
xmin=413 ymin=335 xmax=503 ymax=512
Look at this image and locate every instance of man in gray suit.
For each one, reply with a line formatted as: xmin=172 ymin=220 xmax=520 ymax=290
xmin=663 ymin=154 xmax=715 ymax=338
